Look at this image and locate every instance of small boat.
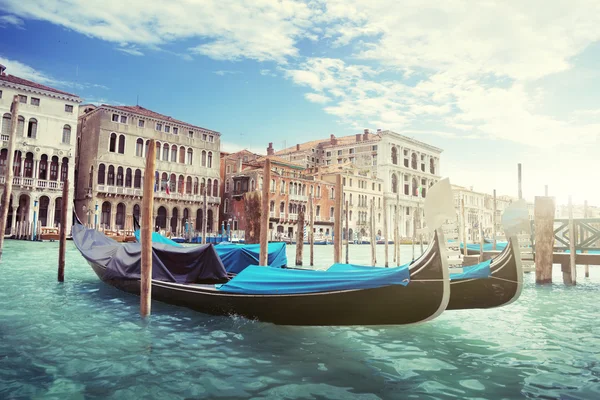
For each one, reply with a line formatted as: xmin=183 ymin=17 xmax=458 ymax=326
xmin=460 ymin=241 xmax=508 ymax=255
xmin=39 ymin=227 xmax=60 ymax=241
xmin=72 ymin=223 xmax=450 ymax=326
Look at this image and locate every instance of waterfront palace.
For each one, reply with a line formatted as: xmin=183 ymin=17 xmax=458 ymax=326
xmin=75 ymin=104 xmax=221 ymax=235
xmin=0 ymin=64 xmax=81 ymax=236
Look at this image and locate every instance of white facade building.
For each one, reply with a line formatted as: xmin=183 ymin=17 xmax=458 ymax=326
xmin=0 ymin=64 xmax=81 ymax=236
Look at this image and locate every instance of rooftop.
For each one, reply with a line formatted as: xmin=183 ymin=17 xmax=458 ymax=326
xmin=275 ymin=132 xmax=381 ymax=155
xmin=102 ymin=105 xmax=219 ymax=134
xmin=0 ymin=72 xmax=80 ymax=98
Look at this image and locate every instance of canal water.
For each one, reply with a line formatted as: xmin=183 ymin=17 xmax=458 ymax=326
xmin=1 ymin=240 xmax=599 ymax=399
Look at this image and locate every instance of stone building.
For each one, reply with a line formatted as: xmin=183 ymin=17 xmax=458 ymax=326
xmin=220 ymin=147 xmax=337 ymax=241
xmin=276 ymin=129 xmax=442 ymax=238
xmin=75 ymin=104 xmax=221 ymax=235
xmin=0 ymin=64 xmax=81 ymax=236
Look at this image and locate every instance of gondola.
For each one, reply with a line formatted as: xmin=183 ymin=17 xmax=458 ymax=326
xmin=447 ymin=235 xmax=523 ymax=310
xmin=72 ymin=223 xmax=450 ymax=326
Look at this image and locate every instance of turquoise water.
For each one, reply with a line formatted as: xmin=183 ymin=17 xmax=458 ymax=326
xmin=1 ymin=240 xmax=600 ymax=399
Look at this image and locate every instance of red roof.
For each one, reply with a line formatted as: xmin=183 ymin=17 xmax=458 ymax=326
xmin=104 ymin=105 xmax=218 ymax=133
xmin=0 ymin=73 xmax=79 ymax=98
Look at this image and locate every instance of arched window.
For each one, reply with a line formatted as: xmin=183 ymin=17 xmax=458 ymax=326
xmin=187 ymin=148 xmax=193 ymax=165
xmin=1 ymin=113 xmax=11 ymax=137
xmin=225 ymin=180 xmax=229 ymax=193
xmin=207 ymin=210 xmax=213 ymax=232
xmin=193 ymin=177 xmax=199 ymax=194
xmin=39 ymin=155 xmax=48 ymax=180
xmin=269 ymin=200 xmax=275 ymax=212
xmin=411 ymin=153 xmax=417 ymax=169
xmin=391 ymin=173 xmax=398 ymax=193
xmin=178 ymin=175 xmax=184 ymax=194
xmin=49 ymin=156 xmax=59 ymax=181
xmin=60 ymin=125 xmax=71 ymax=144
xmin=201 ymin=150 xmax=206 ymax=167
xmin=391 ymin=146 xmax=398 ymax=165
xmin=157 ymin=206 xmax=167 ymax=229
xmin=145 ymin=140 xmax=150 ymax=157
xmin=133 ymin=204 xmax=141 ymax=220
xmin=27 ymin=118 xmax=37 ymax=139
xmin=118 ymin=134 xmax=125 ymax=154
xmin=155 ymin=142 xmax=161 ymax=161
xmin=270 ymin=179 xmax=275 ymax=192
xmin=201 ymin=178 xmax=206 ymax=195
xmin=207 ymin=179 xmax=212 ymax=196
xmin=251 ymin=179 xmax=255 ymax=191
xmin=116 ymin=166 xmax=124 ymax=186
xmin=17 ymin=116 xmax=24 ymax=136
xmin=107 ymin=165 xmax=115 ymax=185
xmin=60 ymin=157 xmax=68 ymax=182
xmin=101 ymin=202 xmax=111 ymax=227
xmin=171 ymin=145 xmax=177 ymax=162
xmin=24 ymin=152 xmax=34 ymax=178
xmin=134 ymin=169 xmax=142 ymax=188
xmin=280 ymin=201 xmax=285 ymax=213
xmin=186 ymin=176 xmax=192 ymax=194
xmin=161 ymin=172 xmax=168 ymax=192
xmin=116 ymin=203 xmax=126 ymax=229
xmin=170 ymin=173 xmax=176 ymax=194
xmin=207 ymin=152 xmax=213 ymax=168
xmin=430 ymin=158 xmax=435 ymax=174
xmin=196 ymin=209 xmax=203 ymax=231
xmin=109 ymin=133 xmax=117 ymax=152
xmin=159 ymin=143 xmax=167 ymax=161
xmin=213 ymin=180 xmax=218 ymax=196
xmin=179 ymin=146 xmax=185 ymax=164
xmin=412 ymin=177 xmax=418 ymax=196
xmin=125 ymin=168 xmax=132 ymax=187
xmin=224 ymin=198 xmax=229 ymax=213
xmin=136 ymin=138 xmax=144 ymax=157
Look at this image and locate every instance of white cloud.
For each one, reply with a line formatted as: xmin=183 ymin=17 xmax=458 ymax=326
xmin=1 ymin=0 xmax=316 ymax=63
xmin=0 ymin=14 xmax=24 ymax=28
xmin=304 ymin=93 xmax=331 ymax=103
xmin=117 ymin=46 xmax=144 ymax=56
xmin=213 ymin=70 xmax=241 ymax=76
xmin=260 ymin=69 xmax=276 ymax=77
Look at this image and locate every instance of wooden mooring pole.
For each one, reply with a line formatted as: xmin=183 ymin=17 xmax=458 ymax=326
xmin=0 ymin=96 xmax=19 ymax=261
xmin=565 ymin=196 xmax=577 ymax=285
xmin=259 ymin=158 xmax=271 ymax=266
xmin=395 ymin=193 xmax=400 ymax=266
xmin=57 ymin=179 xmax=69 ymax=282
xmin=411 ymin=208 xmax=416 ymax=260
xmin=295 ymin=209 xmax=304 ymax=266
xmin=202 ymin=187 xmax=207 ymax=245
xmin=370 ymin=199 xmax=376 ymax=266
xmin=309 ymin=195 xmax=314 ymax=267
xmin=479 ymin=212 xmax=485 ymax=263
xmin=518 ymin=163 xmax=523 ymax=200
xmin=345 ymin=200 xmax=349 ymax=264
xmin=333 ymin=174 xmax=342 ymax=264
xmin=534 ymin=196 xmax=555 ymax=284
xmin=140 ymin=139 xmax=156 ymax=318
xmin=492 ymin=189 xmax=497 ymax=250
xmin=461 ymin=197 xmax=467 ymax=256
xmin=383 ymin=197 xmax=388 ymax=267
xmin=584 ymin=200 xmax=589 ymax=278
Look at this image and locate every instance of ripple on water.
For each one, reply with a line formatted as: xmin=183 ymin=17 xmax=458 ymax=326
xmin=1 ymin=242 xmax=600 ymax=399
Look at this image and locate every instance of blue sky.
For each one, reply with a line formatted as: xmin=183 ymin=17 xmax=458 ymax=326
xmin=1 ymin=0 xmax=599 ymax=206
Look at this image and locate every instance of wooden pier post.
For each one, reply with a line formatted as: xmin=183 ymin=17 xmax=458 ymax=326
xmin=0 ymin=96 xmax=19 ymax=261
xmin=295 ymin=209 xmax=304 ymax=266
xmin=140 ymin=139 xmax=156 ymax=318
xmin=370 ymin=199 xmax=376 ymax=266
xmin=461 ymin=197 xmax=467 ymax=256
xmin=479 ymin=212 xmax=485 ymax=263
xmin=534 ymin=196 xmax=555 ymax=284
xmin=333 ymin=174 xmax=342 ymax=264
xmin=202 ymin=187 xmax=207 ymax=245
xmin=584 ymin=200 xmax=589 ymax=278
xmin=309 ymin=195 xmax=314 ymax=267
xmin=259 ymin=158 xmax=271 ymax=266
xmin=395 ymin=193 xmax=400 ymax=266
xmin=565 ymin=196 xmax=577 ymax=285
xmin=57 ymin=179 xmax=69 ymax=282
xmin=411 ymin=208 xmax=416 ymax=260
xmin=345 ymin=200 xmax=349 ymax=264
xmin=518 ymin=163 xmax=523 ymax=200
xmin=492 ymin=189 xmax=497 ymax=250
xmin=418 ymin=203 xmax=423 ymax=254
xmin=383 ymin=197 xmax=388 ymax=267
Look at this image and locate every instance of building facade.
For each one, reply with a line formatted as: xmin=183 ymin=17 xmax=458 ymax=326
xmin=75 ymin=104 xmax=221 ymax=235
xmin=0 ymin=64 xmax=81 ymax=236
xmin=276 ymin=129 xmax=443 ymax=238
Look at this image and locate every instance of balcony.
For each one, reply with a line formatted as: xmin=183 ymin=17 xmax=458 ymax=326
xmin=289 ymin=194 xmax=308 ymax=202
xmin=0 ymin=176 xmax=65 ymax=191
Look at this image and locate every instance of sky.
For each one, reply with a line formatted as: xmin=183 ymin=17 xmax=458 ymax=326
xmin=0 ymin=0 xmax=599 ymax=207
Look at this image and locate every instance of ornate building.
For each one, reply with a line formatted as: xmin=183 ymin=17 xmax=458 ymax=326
xmin=75 ymin=104 xmax=221 ymax=235
xmin=0 ymin=64 xmax=81 ymax=236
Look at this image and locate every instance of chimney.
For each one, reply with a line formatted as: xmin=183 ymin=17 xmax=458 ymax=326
xmin=363 ymin=129 xmax=369 ymax=141
xmin=355 ymin=133 xmax=361 ymax=142
xmin=237 ymin=157 xmax=243 ymax=172
xmin=267 ymin=142 xmax=274 ymax=156
xmin=0 ymin=64 xmax=5 ymax=76
xmin=296 ymin=143 xmax=300 ymax=151
xmin=330 ymin=134 xmax=337 ymax=145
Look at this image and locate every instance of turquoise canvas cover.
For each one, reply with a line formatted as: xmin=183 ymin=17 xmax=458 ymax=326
xmin=217 ymin=264 xmax=410 ymax=295
xmin=134 ymin=230 xmax=183 ymax=247
xmin=449 ymin=259 xmax=492 ymax=280
xmin=460 ymin=242 xmax=507 ymax=252
xmin=326 ymin=262 xmax=411 ymax=272
xmin=215 ymin=242 xmax=288 ymax=273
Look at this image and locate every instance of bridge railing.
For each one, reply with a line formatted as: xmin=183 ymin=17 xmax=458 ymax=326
xmin=532 ymin=218 xmax=600 ymax=252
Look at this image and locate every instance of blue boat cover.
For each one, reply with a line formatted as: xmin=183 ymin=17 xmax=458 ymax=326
xmin=326 ymin=262 xmax=411 ymax=272
xmin=134 ymin=230 xmax=183 ymax=247
xmin=73 ymin=225 xmax=227 ymax=283
xmin=214 ymin=242 xmax=288 ymax=273
xmin=217 ymin=264 xmax=410 ymax=295
xmin=460 ymin=242 xmax=508 ymax=252
xmin=449 ymin=259 xmax=491 ymax=280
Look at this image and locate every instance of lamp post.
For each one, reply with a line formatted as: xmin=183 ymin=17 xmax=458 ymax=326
xmin=227 ymin=219 xmax=231 ymax=241
xmin=94 ymin=201 xmax=98 ymax=230
xmin=32 ymin=198 xmax=38 ymax=241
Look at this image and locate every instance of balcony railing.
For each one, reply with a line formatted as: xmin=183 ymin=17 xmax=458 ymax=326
xmin=96 ymin=185 xmax=221 ymax=204
xmin=0 ymin=176 xmax=64 ymax=190
xmin=289 ymin=194 xmax=308 ymax=202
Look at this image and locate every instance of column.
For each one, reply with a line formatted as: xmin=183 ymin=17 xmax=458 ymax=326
xmin=48 ymin=198 xmax=55 ymax=228
xmin=19 ymin=154 xmax=24 ymax=177
xmin=10 ymin=205 xmax=18 ymax=236
xmin=110 ymin=203 xmax=117 ymax=231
